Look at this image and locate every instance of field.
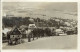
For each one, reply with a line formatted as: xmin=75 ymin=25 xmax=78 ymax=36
xmin=3 ymin=35 xmax=77 ymax=49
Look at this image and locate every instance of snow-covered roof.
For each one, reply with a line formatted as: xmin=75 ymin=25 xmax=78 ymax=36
xmin=2 ymin=28 xmax=11 ymax=34
xmin=28 ymin=24 xmax=36 ymax=28
xmin=55 ymin=29 xmax=62 ymax=32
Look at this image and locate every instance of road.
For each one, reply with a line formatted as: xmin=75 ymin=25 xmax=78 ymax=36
xmin=3 ymin=35 xmax=77 ymax=49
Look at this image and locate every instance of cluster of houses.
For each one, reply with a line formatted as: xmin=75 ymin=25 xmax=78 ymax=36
xmin=2 ymin=13 xmax=77 ymax=45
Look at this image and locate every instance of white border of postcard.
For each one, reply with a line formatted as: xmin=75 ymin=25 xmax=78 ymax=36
xmin=1 ymin=0 xmax=80 ymax=52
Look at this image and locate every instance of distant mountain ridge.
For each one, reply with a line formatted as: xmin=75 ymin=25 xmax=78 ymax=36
xmin=3 ymin=2 xmax=77 ymax=20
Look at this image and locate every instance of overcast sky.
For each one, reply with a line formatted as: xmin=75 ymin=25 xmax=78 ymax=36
xmin=3 ymin=2 xmax=77 ymax=11
xmin=3 ymin=2 xmax=77 ymax=20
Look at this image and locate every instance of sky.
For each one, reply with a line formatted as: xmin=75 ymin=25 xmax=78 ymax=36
xmin=3 ymin=2 xmax=77 ymax=20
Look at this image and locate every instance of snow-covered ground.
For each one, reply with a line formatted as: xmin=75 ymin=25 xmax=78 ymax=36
xmin=3 ymin=35 xmax=77 ymax=49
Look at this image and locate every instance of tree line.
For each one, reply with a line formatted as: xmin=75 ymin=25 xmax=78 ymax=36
xmin=2 ymin=16 xmax=76 ymax=28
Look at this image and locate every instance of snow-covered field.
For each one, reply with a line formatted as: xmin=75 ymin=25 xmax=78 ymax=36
xmin=3 ymin=2 xmax=77 ymax=20
xmin=3 ymin=35 xmax=77 ymax=49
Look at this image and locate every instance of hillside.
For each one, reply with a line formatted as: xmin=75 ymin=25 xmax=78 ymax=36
xmin=3 ymin=2 xmax=77 ymax=20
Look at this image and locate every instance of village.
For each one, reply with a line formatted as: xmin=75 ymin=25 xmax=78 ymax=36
xmin=2 ymin=2 xmax=77 ymax=49
xmin=2 ymin=14 xmax=77 ymax=49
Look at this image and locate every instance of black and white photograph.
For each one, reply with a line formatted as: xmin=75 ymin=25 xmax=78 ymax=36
xmin=2 ymin=2 xmax=78 ymax=49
